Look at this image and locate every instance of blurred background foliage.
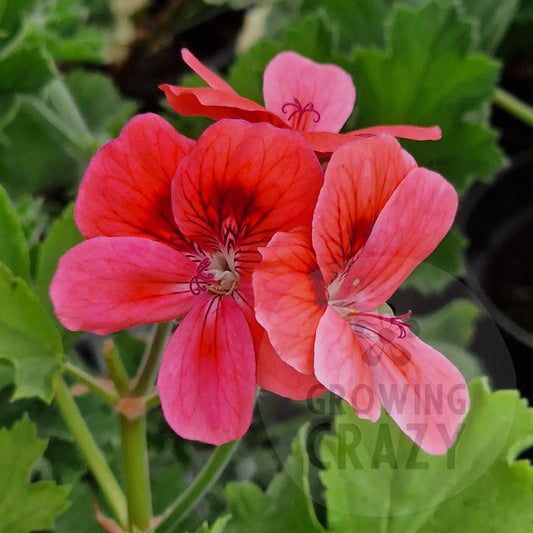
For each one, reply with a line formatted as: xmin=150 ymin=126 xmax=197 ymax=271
xmin=0 ymin=0 xmax=532 ymax=531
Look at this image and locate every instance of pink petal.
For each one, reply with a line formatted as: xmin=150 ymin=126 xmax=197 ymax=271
xmin=181 ymin=48 xmax=237 ymax=93
xmin=253 ymin=229 xmax=326 ymax=375
xmin=75 ymin=113 xmax=195 ymax=251
xmin=160 ymin=85 xmax=287 ymax=128
xmin=301 ymin=124 xmax=441 ymax=156
xmin=172 ymin=119 xmax=323 ymax=277
xmin=157 ymin=294 xmax=256 ymax=444
xmin=336 ymin=167 xmax=458 ymax=310
xmin=263 ymin=51 xmax=355 ymax=133
xmin=315 ymin=306 xmax=381 ymax=422
xmin=313 ymin=135 xmax=416 ymax=285
xmin=354 ymin=315 xmax=469 ymax=454
xmin=50 ymin=237 xmax=197 ymax=335
xmin=235 ymin=281 xmax=325 ymax=400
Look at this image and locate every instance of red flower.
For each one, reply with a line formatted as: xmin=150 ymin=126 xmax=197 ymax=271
xmin=161 ymin=49 xmax=441 ymax=157
xmin=253 ymin=134 xmax=469 ymax=454
xmin=51 ymin=114 xmax=324 ymax=444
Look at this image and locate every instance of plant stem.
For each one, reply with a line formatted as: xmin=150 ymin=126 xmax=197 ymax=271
xmin=131 ymin=322 xmax=170 ymax=396
xmin=103 ymin=339 xmax=131 ymax=395
xmin=64 ymin=362 xmax=119 ymax=405
xmin=156 ymin=440 xmax=240 ymax=533
xmin=119 ymin=413 xmax=152 ymax=531
xmin=53 ymin=376 xmax=128 ymax=529
xmin=494 ymin=87 xmax=533 ymax=127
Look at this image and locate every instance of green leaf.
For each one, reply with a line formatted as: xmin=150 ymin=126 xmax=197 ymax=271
xmin=35 ymin=203 xmax=83 ymax=346
xmin=347 ymin=2 xmax=504 ymax=192
xmin=0 ymin=70 xmax=136 ymax=197
xmin=300 ymin=0 xmax=393 ymax=50
xmin=415 ymin=300 xmax=485 ymax=382
xmin=190 ymin=515 xmax=231 ymax=533
xmin=0 ymin=185 xmax=30 ymax=280
xmin=55 ymin=481 xmax=101 ymax=533
xmin=0 ymin=263 xmax=62 ymax=402
xmin=320 ymin=379 xmax=533 ymax=532
xmin=0 ymin=415 xmax=70 ymax=533
xmin=460 ymin=0 xmax=521 ymax=52
xmin=224 ymin=426 xmax=324 ymax=533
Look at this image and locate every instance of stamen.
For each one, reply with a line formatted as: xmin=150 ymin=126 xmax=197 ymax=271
xmin=189 ymin=257 xmax=238 ymax=296
xmin=281 ymin=97 xmax=321 ymax=130
xmin=356 ymin=310 xmax=413 ymax=339
xmin=189 ymin=257 xmax=215 ymax=295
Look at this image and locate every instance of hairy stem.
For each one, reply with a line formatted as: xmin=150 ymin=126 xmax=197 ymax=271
xmin=53 ymin=376 xmax=128 ymax=528
xmin=119 ymin=413 xmax=152 ymax=531
xmin=131 ymin=322 xmax=171 ymax=396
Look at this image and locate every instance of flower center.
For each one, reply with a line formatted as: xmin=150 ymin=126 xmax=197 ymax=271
xmin=281 ymin=97 xmax=321 ymax=130
xmin=189 ymin=256 xmax=237 ymax=296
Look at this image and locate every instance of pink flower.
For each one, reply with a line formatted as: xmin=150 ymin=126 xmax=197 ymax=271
xmin=50 ymin=113 xmax=324 ymax=444
xmin=160 ymin=49 xmax=441 ymax=157
xmin=253 ymin=134 xmax=469 ymax=454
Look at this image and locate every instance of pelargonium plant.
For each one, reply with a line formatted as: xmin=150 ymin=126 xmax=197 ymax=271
xmin=42 ymin=49 xmax=469 ymax=530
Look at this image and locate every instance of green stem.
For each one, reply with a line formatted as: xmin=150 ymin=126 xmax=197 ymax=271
xmin=156 ymin=440 xmax=240 ymax=533
xmin=131 ymin=322 xmax=170 ymax=396
xmin=103 ymin=339 xmax=131 ymax=395
xmin=494 ymin=87 xmax=533 ymax=127
xmin=64 ymin=362 xmax=119 ymax=405
xmin=53 ymin=376 xmax=128 ymax=528
xmin=119 ymin=413 xmax=152 ymax=531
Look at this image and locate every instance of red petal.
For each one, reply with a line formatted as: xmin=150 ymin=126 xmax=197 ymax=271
xmin=301 ymin=124 xmax=441 ymax=157
xmin=181 ymin=48 xmax=237 ymax=93
xmin=50 ymin=237 xmax=197 ymax=335
xmin=263 ymin=51 xmax=355 ymax=133
xmin=353 ymin=124 xmax=441 ymax=140
xmin=336 ymin=167 xmax=458 ymax=310
xmin=160 ymin=85 xmax=288 ymax=128
xmin=354 ymin=315 xmax=469 ymax=454
xmin=315 ymin=306 xmax=381 ymax=422
xmin=253 ymin=229 xmax=326 ymax=375
xmin=235 ymin=281 xmax=325 ymax=400
xmin=76 ymin=113 xmax=194 ymax=251
xmin=173 ymin=119 xmax=323 ymax=277
xmin=157 ymin=295 xmax=256 ymax=444
xmin=313 ymin=135 xmax=416 ymax=285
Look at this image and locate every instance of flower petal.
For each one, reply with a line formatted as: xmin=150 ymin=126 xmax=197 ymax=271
xmin=263 ymin=51 xmax=355 ymax=133
xmin=157 ymin=294 xmax=256 ymax=444
xmin=313 ymin=135 xmax=416 ymax=285
xmin=337 ymin=167 xmax=458 ymax=310
xmin=354 ymin=315 xmax=469 ymax=454
xmin=50 ymin=237 xmax=197 ymax=334
xmin=253 ymin=229 xmax=326 ymax=374
xmin=181 ymin=48 xmax=237 ymax=93
xmin=315 ymin=306 xmax=381 ymax=422
xmin=172 ymin=119 xmax=323 ymax=277
xmin=235 ymin=281 xmax=325 ymax=399
xmin=75 ymin=114 xmax=195 ymax=251
xmin=160 ymin=85 xmax=287 ymax=128
xmin=301 ymin=124 xmax=441 ymax=156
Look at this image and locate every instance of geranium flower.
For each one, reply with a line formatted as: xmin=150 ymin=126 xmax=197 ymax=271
xmin=161 ymin=49 xmax=441 ymax=156
xmin=253 ymin=134 xmax=469 ymax=454
xmin=51 ymin=113 xmax=324 ymax=444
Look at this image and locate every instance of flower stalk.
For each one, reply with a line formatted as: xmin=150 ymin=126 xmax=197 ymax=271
xmin=156 ymin=439 xmax=240 ymax=533
xmin=53 ymin=376 xmax=128 ymax=529
xmin=494 ymin=87 xmax=533 ymax=127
